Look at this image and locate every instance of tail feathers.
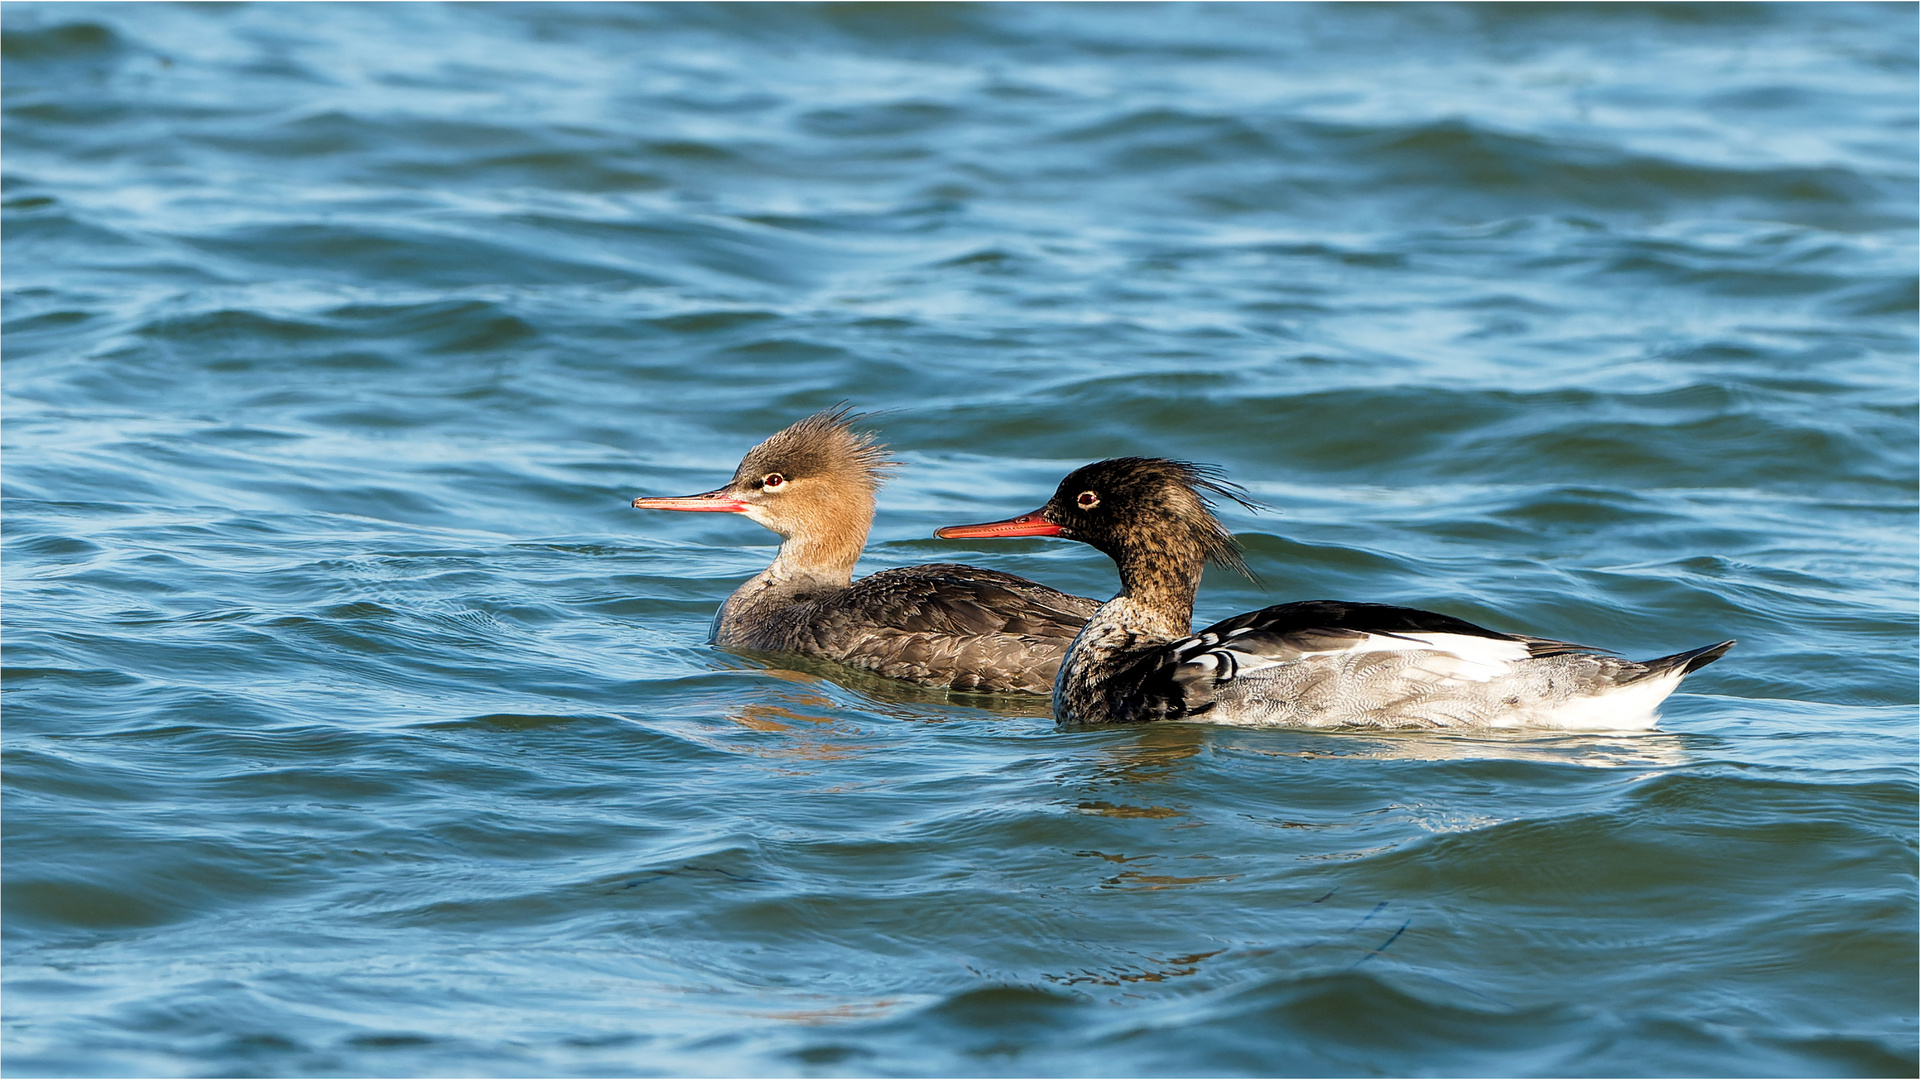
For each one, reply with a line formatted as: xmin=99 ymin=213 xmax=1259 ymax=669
xmin=1631 ymin=639 xmax=1735 ymax=682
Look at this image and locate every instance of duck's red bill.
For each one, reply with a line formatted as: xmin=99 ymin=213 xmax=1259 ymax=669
xmin=632 ymin=489 xmax=749 ymax=513
xmin=934 ymin=508 xmax=1062 ymax=539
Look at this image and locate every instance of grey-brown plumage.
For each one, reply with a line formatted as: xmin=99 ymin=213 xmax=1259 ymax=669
xmin=632 ymin=409 xmax=1097 ymax=694
xmin=938 ymin=457 xmax=1734 ymax=728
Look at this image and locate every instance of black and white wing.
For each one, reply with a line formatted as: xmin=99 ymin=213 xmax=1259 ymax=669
xmin=1118 ymin=601 xmax=1592 ymax=726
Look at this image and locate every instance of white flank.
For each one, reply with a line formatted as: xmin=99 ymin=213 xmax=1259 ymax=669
xmin=1299 ymin=631 xmax=1528 ymax=682
xmin=1517 ymin=670 xmax=1682 ymax=732
xmin=1181 ymin=627 xmax=1691 ymax=731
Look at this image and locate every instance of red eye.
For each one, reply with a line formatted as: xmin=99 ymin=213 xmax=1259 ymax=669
xmin=763 ymin=473 xmax=785 ymax=489
xmin=1077 ymin=491 xmax=1099 ymax=508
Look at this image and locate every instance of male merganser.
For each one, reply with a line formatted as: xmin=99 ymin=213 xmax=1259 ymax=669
xmin=631 ymin=409 xmax=1098 ymax=694
xmin=936 ymin=457 xmax=1733 ymax=728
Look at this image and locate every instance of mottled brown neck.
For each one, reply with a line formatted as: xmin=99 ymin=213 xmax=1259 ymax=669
xmin=1109 ymin=530 xmax=1206 ymax=630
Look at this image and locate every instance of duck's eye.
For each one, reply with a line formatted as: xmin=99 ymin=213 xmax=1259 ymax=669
xmin=762 ymin=473 xmax=786 ymax=490
xmin=1077 ymin=491 xmax=1100 ymax=509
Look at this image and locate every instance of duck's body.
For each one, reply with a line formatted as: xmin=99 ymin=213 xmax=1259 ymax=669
xmin=633 ymin=410 xmax=1096 ymax=694
xmin=711 ymin=560 xmax=1095 ymax=693
xmin=1055 ymin=596 xmax=1731 ymax=730
xmin=938 ymin=458 xmax=1732 ymax=729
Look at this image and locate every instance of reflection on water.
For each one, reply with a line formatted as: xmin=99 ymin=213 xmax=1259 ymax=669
xmin=1088 ymin=723 xmax=1211 ymax=780
xmin=752 ymin=998 xmax=906 ymax=1026
xmin=1069 ymin=800 xmax=1184 ymax=820
xmin=1228 ymin=727 xmax=1696 ymax=769
xmin=720 ymin=692 xmax=868 ymax=763
xmin=737 ymin=652 xmax=1058 ymax=720
xmin=1045 ymin=947 xmax=1228 ymax=988
xmin=1094 ymin=865 xmax=1238 ymax=893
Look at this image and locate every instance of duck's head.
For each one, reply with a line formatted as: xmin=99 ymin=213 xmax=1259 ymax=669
xmin=936 ymin=457 xmax=1257 ymax=594
xmin=633 ymin=408 xmax=898 ymax=578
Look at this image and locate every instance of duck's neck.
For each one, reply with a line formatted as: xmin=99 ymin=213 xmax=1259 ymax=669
xmin=765 ymin=524 xmax=866 ymax=588
xmin=1108 ymin=541 xmax=1205 ymax=633
xmin=1050 ymin=546 xmax=1206 ymax=724
xmin=712 ymin=491 xmax=874 ymax=646
xmin=759 ymin=483 xmax=877 ymax=588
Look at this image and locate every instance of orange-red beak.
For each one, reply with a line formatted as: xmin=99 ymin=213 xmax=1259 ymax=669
xmin=934 ymin=507 xmax=1062 ymax=539
xmin=632 ymin=488 xmax=750 ymax=513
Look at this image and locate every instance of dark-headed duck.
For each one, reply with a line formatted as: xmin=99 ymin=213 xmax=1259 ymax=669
xmin=938 ymin=457 xmax=1732 ymax=727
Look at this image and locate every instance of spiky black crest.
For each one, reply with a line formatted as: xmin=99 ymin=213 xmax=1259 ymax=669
xmin=1045 ymin=457 xmax=1263 ymax=582
xmin=735 ymin=406 xmax=900 ymax=490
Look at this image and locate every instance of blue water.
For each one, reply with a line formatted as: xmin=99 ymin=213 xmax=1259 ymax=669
xmin=4 ymin=3 xmax=1915 ymax=1076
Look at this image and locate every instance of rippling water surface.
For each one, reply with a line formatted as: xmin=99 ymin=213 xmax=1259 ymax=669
xmin=4 ymin=3 xmax=1916 ymax=1076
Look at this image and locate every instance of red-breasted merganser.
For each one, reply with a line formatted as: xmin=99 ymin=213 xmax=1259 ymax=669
xmin=631 ymin=409 xmax=1098 ymax=694
xmin=936 ymin=457 xmax=1733 ymax=728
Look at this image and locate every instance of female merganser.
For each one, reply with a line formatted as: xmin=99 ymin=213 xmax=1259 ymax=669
xmin=936 ymin=457 xmax=1733 ymax=729
xmin=631 ymin=409 xmax=1098 ymax=694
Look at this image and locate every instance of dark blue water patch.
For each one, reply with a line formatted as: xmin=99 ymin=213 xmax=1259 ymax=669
xmin=795 ymin=965 xmax=1914 ymax=1077
xmin=1042 ymin=108 xmax=1912 ymax=230
xmin=904 ymin=381 xmax=1915 ymax=495
xmin=2 ymin=198 xmax=162 ymax=263
xmin=177 ymin=111 xmax=655 ymax=181
xmin=1346 ymin=772 xmax=1916 ymax=897
xmin=1832 ymin=273 xmax=1920 ymax=317
xmin=0 ymin=18 xmax=135 ymax=83
xmin=175 ymin=221 xmax=663 ymax=291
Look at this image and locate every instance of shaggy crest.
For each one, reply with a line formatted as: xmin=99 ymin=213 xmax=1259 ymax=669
xmin=1047 ymin=457 xmax=1263 ymax=582
xmin=734 ymin=406 xmax=900 ymax=491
